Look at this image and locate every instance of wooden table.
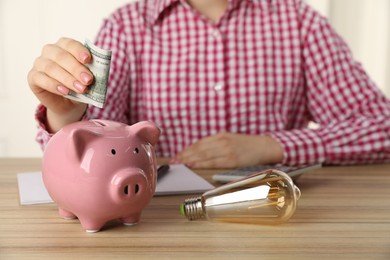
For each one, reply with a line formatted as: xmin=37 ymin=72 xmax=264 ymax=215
xmin=0 ymin=158 xmax=389 ymax=259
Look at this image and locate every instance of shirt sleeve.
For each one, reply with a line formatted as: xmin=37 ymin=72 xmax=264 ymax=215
xmin=34 ymin=104 xmax=54 ymax=151
xmin=34 ymin=104 xmax=90 ymax=150
xmin=271 ymin=3 xmax=390 ymax=166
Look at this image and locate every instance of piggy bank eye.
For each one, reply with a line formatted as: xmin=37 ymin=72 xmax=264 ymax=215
xmin=133 ymin=148 xmax=139 ymax=154
xmin=111 ymin=149 xmax=116 ymax=155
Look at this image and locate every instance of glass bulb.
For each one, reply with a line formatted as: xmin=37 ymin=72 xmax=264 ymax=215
xmin=180 ymin=169 xmax=301 ymax=224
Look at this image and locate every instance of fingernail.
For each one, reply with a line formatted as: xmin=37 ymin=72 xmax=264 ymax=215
xmin=185 ymin=162 xmax=195 ymax=168
xmin=80 ymin=72 xmax=93 ymax=84
xmin=74 ymin=81 xmax=86 ymax=93
xmin=57 ymin=85 xmax=69 ymax=95
xmin=169 ymin=158 xmax=180 ymax=164
xmin=79 ymin=52 xmax=90 ymax=63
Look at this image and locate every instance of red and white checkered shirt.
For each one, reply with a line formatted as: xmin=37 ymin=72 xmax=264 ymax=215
xmin=36 ymin=0 xmax=390 ymax=165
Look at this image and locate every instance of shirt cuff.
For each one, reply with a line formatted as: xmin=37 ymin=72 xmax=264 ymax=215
xmin=34 ymin=104 xmax=89 ymax=151
xmin=34 ymin=104 xmax=54 ymax=151
xmin=270 ymin=128 xmax=326 ymax=166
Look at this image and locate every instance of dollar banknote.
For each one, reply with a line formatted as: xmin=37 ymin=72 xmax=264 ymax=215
xmin=66 ymin=39 xmax=112 ymax=108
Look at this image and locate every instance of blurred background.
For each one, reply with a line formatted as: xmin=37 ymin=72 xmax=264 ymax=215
xmin=0 ymin=0 xmax=389 ymax=157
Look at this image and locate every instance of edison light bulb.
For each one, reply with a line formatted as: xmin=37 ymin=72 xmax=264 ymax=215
xmin=180 ymin=169 xmax=301 ymax=224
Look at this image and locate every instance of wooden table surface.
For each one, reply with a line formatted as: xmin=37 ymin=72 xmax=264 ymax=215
xmin=0 ymin=158 xmax=389 ymax=259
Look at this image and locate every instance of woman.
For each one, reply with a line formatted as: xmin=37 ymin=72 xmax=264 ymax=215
xmin=28 ymin=0 xmax=390 ymax=168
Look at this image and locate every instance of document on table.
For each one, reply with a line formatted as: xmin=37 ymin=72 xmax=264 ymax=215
xmin=17 ymin=164 xmax=214 ymax=205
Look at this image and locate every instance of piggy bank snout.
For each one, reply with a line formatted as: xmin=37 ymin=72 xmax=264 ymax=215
xmin=111 ymin=170 xmax=148 ymax=202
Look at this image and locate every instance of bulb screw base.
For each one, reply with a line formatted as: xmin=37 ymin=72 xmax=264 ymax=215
xmin=181 ymin=197 xmax=205 ymax=220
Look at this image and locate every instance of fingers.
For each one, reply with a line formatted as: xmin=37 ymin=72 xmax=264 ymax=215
xmin=174 ymin=136 xmax=215 ymax=163
xmin=187 ymin=156 xmax=235 ymax=169
xmin=174 ymin=134 xmax=237 ymax=168
xmin=28 ymin=38 xmax=94 ymax=98
xmin=27 ymin=69 xmax=78 ymax=113
xmin=56 ymin=37 xmax=91 ymax=64
xmin=41 ymin=40 xmax=93 ymax=91
xmin=28 ymin=68 xmax=62 ymax=95
xmin=172 ymin=133 xmax=283 ymax=169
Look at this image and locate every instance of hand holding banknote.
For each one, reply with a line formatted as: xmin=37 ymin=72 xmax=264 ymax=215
xmin=28 ymin=37 xmax=111 ymax=133
xmin=66 ymin=39 xmax=112 ymax=108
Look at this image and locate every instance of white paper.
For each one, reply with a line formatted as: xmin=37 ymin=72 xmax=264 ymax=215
xmin=17 ymin=164 xmax=214 ymax=205
xmin=155 ymin=164 xmax=214 ymax=196
xmin=17 ymin=172 xmax=53 ymax=205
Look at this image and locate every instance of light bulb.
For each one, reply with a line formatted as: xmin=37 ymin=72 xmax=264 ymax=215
xmin=180 ymin=169 xmax=301 ymax=224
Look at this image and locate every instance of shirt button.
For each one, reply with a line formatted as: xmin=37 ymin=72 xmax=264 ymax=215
xmin=213 ymin=82 xmax=224 ymax=91
xmin=212 ymin=30 xmax=220 ymax=39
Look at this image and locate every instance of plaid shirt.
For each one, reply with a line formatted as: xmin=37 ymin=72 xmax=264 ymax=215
xmin=36 ymin=0 xmax=390 ymax=165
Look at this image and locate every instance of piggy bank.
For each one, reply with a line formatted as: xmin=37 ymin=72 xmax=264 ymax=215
xmin=42 ymin=119 xmax=160 ymax=232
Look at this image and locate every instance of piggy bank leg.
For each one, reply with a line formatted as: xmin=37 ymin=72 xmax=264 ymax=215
xmin=78 ymin=217 xmax=106 ymax=233
xmin=58 ymin=208 xmax=77 ymax=220
xmin=121 ymin=212 xmax=141 ymax=226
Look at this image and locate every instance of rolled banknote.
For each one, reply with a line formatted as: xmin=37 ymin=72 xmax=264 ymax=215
xmin=66 ymin=39 xmax=112 ymax=108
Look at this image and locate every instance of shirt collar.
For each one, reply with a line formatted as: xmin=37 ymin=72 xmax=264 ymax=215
xmin=151 ymin=0 xmax=180 ymax=24
xmin=150 ymin=0 xmax=273 ymax=24
xmin=250 ymin=0 xmax=274 ymax=10
xmin=230 ymin=0 xmax=274 ymax=12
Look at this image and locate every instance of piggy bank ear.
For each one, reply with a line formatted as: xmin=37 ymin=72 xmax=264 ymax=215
xmin=68 ymin=128 xmax=99 ymax=162
xmin=130 ymin=121 xmax=161 ymax=146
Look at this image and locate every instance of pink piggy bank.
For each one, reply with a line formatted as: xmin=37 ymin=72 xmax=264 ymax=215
xmin=42 ymin=119 xmax=161 ymax=232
